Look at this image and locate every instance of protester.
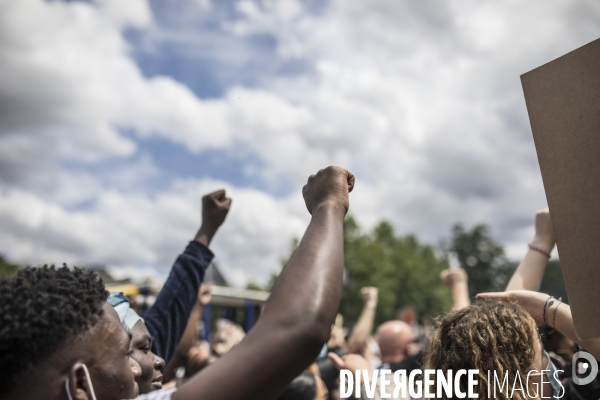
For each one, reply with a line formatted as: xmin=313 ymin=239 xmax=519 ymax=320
xmin=0 ymin=266 xmax=142 ymax=400
xmin=494 ymin=207 xmax=600 ymax=399
xmin=277 ymin=367 xmax=329 ymax=400
xmin=440 ymin=267 xmax=470 ymax=311
xmin=108 ymin=292 xmax=166 ymax=394
xmin=505 ymin=208 xmax=556 ymax=292
xmin=328 ymin=352 xmax=409 ymax=400
xmin=347 ymin=287 xmax=379 ymax=357
xmin=376 ymin=321 xmax=415 ymax=371
xmin=0 ymin=165 xmax=354 ymax=400
xmin=424 ymin=299 xmax=555 ymax=399
xmin=163 ymin=284 xmax=213 ymax=383
xmin=108 ymin=190 xmax=230 ymax=394
xmin=477 ymin=290 xmax=600 ymax=400
xmin=144 ymin=189 xmax=231 ymax=368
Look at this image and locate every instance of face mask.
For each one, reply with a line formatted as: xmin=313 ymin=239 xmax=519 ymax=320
xmin=65 ymin=363 xmax=97 ymax=400
xmin=544 ymin=351 xmax=564 ymax=399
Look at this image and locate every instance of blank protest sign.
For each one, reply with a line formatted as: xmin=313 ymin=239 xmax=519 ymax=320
xmin=522 ymin=38 xmax=600 ymax=339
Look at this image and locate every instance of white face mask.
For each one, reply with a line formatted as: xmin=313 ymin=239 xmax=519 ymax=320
xmin=65 ymin=363 xmax=97 ymax=400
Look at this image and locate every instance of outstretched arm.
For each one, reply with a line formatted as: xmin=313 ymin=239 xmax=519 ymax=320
xmin=347 ymin=287 xmax=378 ymax=355
xmin=172 ymin=166 xmax=354 ymax=400
xmin=440 ymin=268 xmax=470 ymax=311
xmin=477 ymin=290 xmax=600 ymax=360
xmin=163 ymin=284 xmax=212 ymax=383
xmin=144 ymin=191 xmax=231 ymax=365
xmin=505 ymin=209 xmax=555 ymax=292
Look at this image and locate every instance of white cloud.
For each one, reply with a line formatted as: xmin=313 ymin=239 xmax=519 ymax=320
xmin=1 ymin=0 xmax=600 ymax=285
xmin=0 ymin=179 xmax=307 ymax=286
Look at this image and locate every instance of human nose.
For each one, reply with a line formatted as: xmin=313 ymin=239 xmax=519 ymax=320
xmin=155 ymin=355 xmax=165 ymax=370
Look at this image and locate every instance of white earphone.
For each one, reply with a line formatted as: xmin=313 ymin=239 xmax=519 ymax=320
xmin=65 ymin=363 xmax=97 ymax=400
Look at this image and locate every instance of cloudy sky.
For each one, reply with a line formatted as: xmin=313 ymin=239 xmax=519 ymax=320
xmin=1 ymin=0 xmax=599 ymax=286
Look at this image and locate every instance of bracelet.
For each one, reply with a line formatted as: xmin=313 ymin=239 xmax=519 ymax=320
xmin=543 ymin=296 xmax=555 ymax=326
xmin=552 ymin=297 xmax=563 ymax=329
xmin=528 ymin=243 xmax=551 ymax=258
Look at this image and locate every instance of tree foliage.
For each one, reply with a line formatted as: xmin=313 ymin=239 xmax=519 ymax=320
xmin=0 ymin=254 xmax=19 ymax=279
xmin=247 ymin=219 xmax=570 ymax=326
xmin=448 ymin=224 xmax=515 ymax=296
xmin=341 ymin=217 xmax=451 ymax=326
xmin=254 ymin=217 xmax=453 ymax=325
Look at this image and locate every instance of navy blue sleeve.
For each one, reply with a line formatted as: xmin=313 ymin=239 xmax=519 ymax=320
xmin=144 ymin=241 xmax=214 ymax=365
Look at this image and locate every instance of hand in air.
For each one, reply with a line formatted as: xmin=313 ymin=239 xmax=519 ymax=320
xmin=440 ymin=268 xmax=468 ymax=287
xmin=195 ymin=189 xmax=232 ymax=246
xmin=302 ymin=166 xmax=354 ymax=216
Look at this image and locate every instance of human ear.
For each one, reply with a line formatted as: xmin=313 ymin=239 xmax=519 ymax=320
xmin=66 ymin=362 xmax=96 ymax=400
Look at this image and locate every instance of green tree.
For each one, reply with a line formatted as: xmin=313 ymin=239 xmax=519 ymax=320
xmin=341 ymin=217 xmax=451 ymax=326
xmin=448 ymin=224 xmax=515 ymax=296
xmin=539 ymin=259 xmax=569 ymax=303
xmin=0 ymin=254 xmax=19 ymax=278
xmin=250 ymin=217 xmax=452 ymax=325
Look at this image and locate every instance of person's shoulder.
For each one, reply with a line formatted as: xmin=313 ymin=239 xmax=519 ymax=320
xmin=133 ymin=388 xmax=177 ymax=400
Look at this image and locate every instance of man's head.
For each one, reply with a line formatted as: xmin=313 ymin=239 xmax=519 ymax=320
xmin=0 ymin=266 xmax=139 ymax=400
xmin=376 ymin=320 xmax=415 ymax=364
xmin=108 ymin=292 xmax=165 ymax=394
xmin=129 ymin=320 xmax=165 ymax=393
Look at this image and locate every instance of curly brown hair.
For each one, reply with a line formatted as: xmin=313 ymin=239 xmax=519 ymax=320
xmin=424 ymin=301 xmax=539 ymax=400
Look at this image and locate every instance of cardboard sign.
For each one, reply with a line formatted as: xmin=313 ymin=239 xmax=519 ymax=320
xmin=521 ymin=38 xmax=600 ymax=339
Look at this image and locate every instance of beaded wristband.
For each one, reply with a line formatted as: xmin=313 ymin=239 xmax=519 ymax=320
xmin=543 ymin=296 xmax=555 ymax=326
xmin=528 ymin=243 xmax=551 ymax=258
xmin=552 ymin=297 xmax=563 ymax=329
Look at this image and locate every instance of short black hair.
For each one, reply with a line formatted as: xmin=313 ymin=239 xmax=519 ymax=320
xmin=0 ymin=265 xmax=107 ymax=391
xmin=277 ymin=371 xmax=317 ymax=400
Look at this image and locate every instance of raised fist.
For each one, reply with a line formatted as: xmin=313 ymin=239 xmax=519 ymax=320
xmin=440 ymin=268 xmax=468 ymax=287
xmin=360 ymin=286 xmax=378 ymax=305
xmin=202 ymin=190 xmax=232 ymax=230
xmin=198 ymin=284 xmax=212 ymax=306
xmin=195 ymin=189 xmax=232 ymax=246
xmin=533 ymin=208 xmax=555 ymax=249
xmin=302 ymin=166 xmax=354 ymax=215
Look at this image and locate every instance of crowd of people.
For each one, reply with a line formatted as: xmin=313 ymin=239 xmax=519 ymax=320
xmin=1 ymin=166 xmax=599 ymax=400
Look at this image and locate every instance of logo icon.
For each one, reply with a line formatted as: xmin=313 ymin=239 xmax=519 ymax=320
xmin=572 ymin=351 xmax=598 ymax=385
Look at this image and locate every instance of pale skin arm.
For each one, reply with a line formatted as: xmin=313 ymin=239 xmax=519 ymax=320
xmin=172 ymin=166 xmax=355 ymax=400
xmin=347 ymin=287 xmax=378 ymax=355
xmin=477 ymin=290 xmax=600 ymax=360
xmin=505 ymin=209 xmax=555 ymax=292
xmin=440 ymin=268 xmax=470 ymax=311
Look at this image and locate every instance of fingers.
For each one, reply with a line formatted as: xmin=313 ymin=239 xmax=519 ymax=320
xmin=222 ymin=197 xmax=232 ymax=209
xmin=347 ymin=171 xmax=355 ymax=193
xmin=327 ymin=352 xmax=345 ymax=370
xmin=206 ymin=189 xmax=226 ymax=199
xmin=475 ymin=292 xmax=510 ymax=301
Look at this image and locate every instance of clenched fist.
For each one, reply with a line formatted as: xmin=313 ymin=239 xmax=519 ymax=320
xmin=532 ymin=208 xmax=555 ymax=250
xmin=360 ymin=287 xmax=379 ymax=306
xmin=302 ymin=166 xmax=354 ymax=216
xmin=195 ymin=189 xmax=232 ymax=246
xmin=440 ymin=268 xmax=468 ymax=287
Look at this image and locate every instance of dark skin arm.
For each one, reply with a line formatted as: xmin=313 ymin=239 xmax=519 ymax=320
xmin=194 ymin=190 xmax=232 ymax=247
xmin=163 ymin=284 xmax=211 ymax=383
xmin=172 ymin=166 xmax=355 ymax=400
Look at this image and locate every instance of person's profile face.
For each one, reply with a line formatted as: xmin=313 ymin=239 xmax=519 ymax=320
xmin=85 ymin=304 xmax=139 ymax=400
xmin=130 ymin=320 xmax=165 ymax=393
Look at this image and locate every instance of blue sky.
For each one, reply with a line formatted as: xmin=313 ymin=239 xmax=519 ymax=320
xmin=1 ymin=0 xmax=600 ymax=286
